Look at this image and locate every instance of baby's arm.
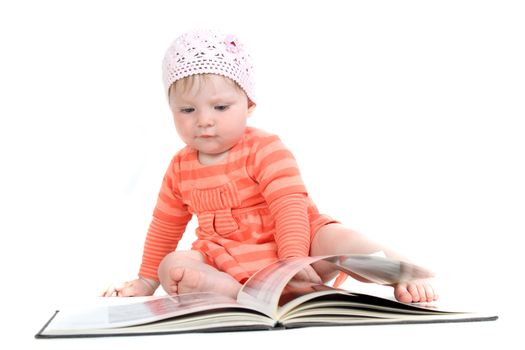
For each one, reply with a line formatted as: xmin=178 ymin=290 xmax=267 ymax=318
xmin=269 ymin=193 xmax=310 ymax=258
xmin=269 ymin=193 xmax=322 ymax=284
xmin=102 ymin=155 xmax=191 ymax=297
xmin=253 ymin=134 xmax=320 ymax=282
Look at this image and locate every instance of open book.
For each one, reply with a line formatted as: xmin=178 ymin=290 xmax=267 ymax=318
xmin=36 ymin=255 xmax=497 ymax=338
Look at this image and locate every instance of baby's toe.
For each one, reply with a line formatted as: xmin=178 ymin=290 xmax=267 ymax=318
xmin=407 ymin=283 xmax=421 ymax=302
xmin=425 ymin=283 xmax=439 ymax=302
xmin=394 ymin=283 xmax=413 ymax=303
xmin=417 ymin=284 xmax=427 ymax=302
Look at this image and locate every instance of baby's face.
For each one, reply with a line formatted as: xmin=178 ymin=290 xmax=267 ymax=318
xmin=169 ymin=74 xmax=254 ymax=164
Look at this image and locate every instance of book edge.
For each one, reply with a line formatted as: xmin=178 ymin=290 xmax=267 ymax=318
xmin=280 ymin=314 xmax=499 ymax=329
xmin=35 ymin=310 xmax=60 ymax=339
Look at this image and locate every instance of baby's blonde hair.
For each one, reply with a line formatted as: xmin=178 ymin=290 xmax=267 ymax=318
xmin=168 ymin=74 xmax=254 ymax=107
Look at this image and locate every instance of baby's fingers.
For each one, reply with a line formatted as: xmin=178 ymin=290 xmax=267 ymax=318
xmin=101 ymin=282 xmax=125 ymax=297
xmin=306 ymin=270 xmax=323 ymax=284
xmin=295 ymin=266 xmax=322 ymax=284
xmin=100 ymin=286 xmax=117 ymax=297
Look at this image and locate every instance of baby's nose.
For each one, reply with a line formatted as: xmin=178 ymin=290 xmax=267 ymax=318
xmin=196 ymin=112 xmax=215 ymax=127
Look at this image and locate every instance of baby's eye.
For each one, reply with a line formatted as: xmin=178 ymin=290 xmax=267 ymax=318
xmin=215 ymin=105 xmax=230 ymax=111
xmin=180 ymin=107 xmax=195 ymax=114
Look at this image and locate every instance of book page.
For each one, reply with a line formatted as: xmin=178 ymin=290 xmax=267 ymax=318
xmin=237 ymin=254 xmax=434 ymax=318
xmin=237 ymin=256 xmax=321 ymax=317
xmin=325 ymin=255 xmax=434 ymax=284
xmin=44 ymin=292 xmax=241 ymax=332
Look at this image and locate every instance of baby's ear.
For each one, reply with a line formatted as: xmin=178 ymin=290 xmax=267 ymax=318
xmin=247 ymin=101 xmax=256 ymax=117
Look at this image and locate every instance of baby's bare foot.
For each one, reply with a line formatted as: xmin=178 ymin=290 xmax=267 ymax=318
xmin=166 ymin=264 xmax=242 ymax=299
xmin=393 ymin=279 xmax=438 ymax=303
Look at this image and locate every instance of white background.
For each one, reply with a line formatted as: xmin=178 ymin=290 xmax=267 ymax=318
xmin=0 ymin=0 xmax=523 ymax=348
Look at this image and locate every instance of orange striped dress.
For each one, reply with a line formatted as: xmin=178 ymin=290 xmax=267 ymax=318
xmin=139 ymin=127 xmax=336 ymax=283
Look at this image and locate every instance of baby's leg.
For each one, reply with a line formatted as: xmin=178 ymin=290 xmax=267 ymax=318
xmin=310 ymin=224 xmax=385 ymax=281
xmin=158 ymin=250 xmax=242 ymax=298
xmin=310 ymin=224 xmax=437 ymax=303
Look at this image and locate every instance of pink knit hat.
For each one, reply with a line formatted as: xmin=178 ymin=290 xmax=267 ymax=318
xmin=162 ymin=29 xmax=256 ymax=104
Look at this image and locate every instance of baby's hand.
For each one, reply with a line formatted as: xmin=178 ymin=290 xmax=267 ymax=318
xmin=101 ymin=278 xmax=159 ymax=297
xmin=293 ymin=265 xmax=323 ymax=285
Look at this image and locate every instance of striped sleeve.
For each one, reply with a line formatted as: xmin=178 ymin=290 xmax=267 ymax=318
xmin=251 ymin=134 xmax=310 ymax=258
xmin=251 ymin=134 xmax=307 ymax=203
xmin=269 ymin=193 xmax=311 ymax=258
xmin=138 ymin=156 xmax=192 ymax=281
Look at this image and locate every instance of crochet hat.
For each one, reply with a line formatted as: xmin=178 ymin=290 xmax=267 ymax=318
xmin=162 ymin=29 xmax=256 ymax=104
